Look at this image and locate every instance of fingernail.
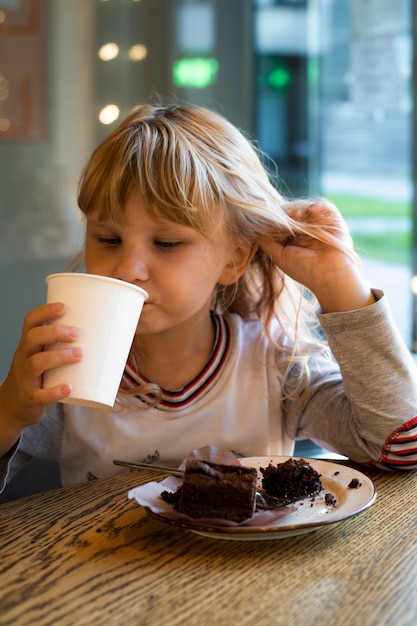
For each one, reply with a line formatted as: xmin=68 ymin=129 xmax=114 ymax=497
xmin=71 ymin=347 xmax=84 ymax=358
xmin=67 ymin=327 xmax=79 ymax=338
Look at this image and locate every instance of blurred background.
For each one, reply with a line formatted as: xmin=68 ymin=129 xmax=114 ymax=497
xmin=0 ymin=0 xmax=415 ymax=497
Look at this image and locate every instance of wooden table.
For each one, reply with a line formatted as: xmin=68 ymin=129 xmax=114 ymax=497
xmin=1 ymin=463 xmax=416 ymax=626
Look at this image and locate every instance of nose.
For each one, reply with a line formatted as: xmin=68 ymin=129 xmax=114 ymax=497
xmin=115 ymin=247 xmax=149 ymax=285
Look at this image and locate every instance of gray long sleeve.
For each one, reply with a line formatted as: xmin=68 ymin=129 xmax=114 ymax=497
xmin=285 ymin=289 xmax=417 ymax=464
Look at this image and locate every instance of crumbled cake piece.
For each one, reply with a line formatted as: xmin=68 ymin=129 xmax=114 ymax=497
xmin=325 ymin=492 xmax=337 ymax=506
xmin=260 ymin=458 xmax=322 ymax=501
xmin=348 ymin=478 xmax=361 ymax=489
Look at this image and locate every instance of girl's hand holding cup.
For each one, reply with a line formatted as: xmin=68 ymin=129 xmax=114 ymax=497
xmin=0 ymin=302 xmax=83 ymax=428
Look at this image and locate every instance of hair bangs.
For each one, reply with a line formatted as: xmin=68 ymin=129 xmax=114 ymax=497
xmin=131 ymin=118 xmax=231 ymax=237
xmin=78 ymin=108 xmax=230 ymax=237
xmin=77 ymin=131 xmax=138 ymax=222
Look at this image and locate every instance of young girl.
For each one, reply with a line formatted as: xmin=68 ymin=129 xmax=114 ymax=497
xmin=1 ymin=103 xmax=417 ymax=491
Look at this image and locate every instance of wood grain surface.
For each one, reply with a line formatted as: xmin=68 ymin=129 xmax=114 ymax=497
xmin=1 ymin=465 xmax=416 ymax=626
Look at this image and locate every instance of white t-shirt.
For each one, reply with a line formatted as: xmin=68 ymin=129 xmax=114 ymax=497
xmin=60 ymin=314 xmax=295 ymax=484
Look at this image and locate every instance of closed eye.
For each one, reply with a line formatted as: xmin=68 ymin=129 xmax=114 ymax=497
xmin=155 ymin=240 xmax=182 ymax=249
xmin=95 ymin=236 xmax=121 ymax=247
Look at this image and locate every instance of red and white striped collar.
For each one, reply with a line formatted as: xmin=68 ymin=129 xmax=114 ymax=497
xmin=122 ymin=313 xmax=231 ymax=410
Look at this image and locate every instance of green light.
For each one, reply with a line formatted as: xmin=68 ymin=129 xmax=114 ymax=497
xmin=267 ymin=67 xmax=291 ymax=90
xmin=172 ymin=58 xmax=218 ymax=89
xmin=307 ymin=58 xmax=319 ymax=84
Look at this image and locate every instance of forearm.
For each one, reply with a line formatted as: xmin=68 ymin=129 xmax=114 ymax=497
xmin=289 ymin=291 xmax=417 ymax=465
xmin=0 ymin=383 xmax=29 ymax=458
xmin=0 ymin=403 xmax=63 ymax=494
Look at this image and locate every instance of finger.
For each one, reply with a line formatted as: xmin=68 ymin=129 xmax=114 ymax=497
xmin=38 ymin=383 xmax=73 ymax=403
xmin=260 ymin=238 xmax=284 ymax=260
xmin=22 ymin=302 xmax=66 ymax=333
xmin=22 ymin=324 xmax=79 ymax=359
xmin=19 ymin=383 xmax=74 ymax=410
xmin=285 ymin=198 xmax=339 ymax=224
xmin=25 ymin=346 xmax=84 ymax=380
xmin=284 ymin=200 xmax=354 ymax=251
xmin=261 ymin=236 xmax=316 ymax=258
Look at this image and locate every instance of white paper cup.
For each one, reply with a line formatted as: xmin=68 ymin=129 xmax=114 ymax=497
xmin=43 ymin=273 xmax=148 ymax=408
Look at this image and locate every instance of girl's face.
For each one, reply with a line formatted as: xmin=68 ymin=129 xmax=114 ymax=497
xmin=85 ymin=190 xmax=240 ymax=339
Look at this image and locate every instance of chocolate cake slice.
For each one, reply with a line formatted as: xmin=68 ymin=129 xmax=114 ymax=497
xmin=176 ymin=459 xmax=257 ymax=522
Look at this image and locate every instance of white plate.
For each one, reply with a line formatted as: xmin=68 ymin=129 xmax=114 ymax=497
xmin=145 ymin=456 xmax=376 ymax=541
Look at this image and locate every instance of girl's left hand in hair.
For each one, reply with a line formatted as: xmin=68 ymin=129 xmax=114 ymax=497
xmin=260 ymin=199 xmax=375 ymax=313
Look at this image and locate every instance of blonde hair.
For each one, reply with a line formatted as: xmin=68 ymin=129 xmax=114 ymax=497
xmin=77 ymin=102 xmax=356 ymax=402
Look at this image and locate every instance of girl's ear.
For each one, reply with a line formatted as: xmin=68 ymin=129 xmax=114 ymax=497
xmin=218 ymin=242 xmax=258 ymax=286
